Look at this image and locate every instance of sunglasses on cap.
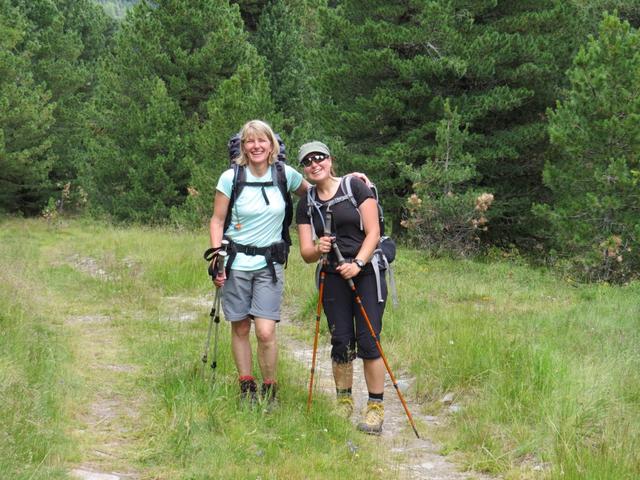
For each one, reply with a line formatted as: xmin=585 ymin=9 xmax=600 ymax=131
xmin=301 ymin=153 xmax=329 ymax=167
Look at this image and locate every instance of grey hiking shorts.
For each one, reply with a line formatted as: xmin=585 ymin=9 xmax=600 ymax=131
xmin=222 ymin=264 xmax=284 ymax=322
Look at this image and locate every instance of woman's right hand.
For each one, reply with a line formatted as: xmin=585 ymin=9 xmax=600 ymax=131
xmin=213 ymin=270 xmax=225 ymax=288
xmin=316 ymin=235 xmax=332 ymax=256
xmin=210 ymin=258 xmax=226 ymax=288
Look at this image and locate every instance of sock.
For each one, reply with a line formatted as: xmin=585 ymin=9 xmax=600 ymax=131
xmin=368 ymin=392 xmax=383 ymax=402
xmin=336 ymin=388 xmax=352 ymax=398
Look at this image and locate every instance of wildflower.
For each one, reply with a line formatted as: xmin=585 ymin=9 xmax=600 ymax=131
xmin=475 ymin=193 xmax=494 ymax=212
xmin=408 ymin=194 xmax=422 ymax=206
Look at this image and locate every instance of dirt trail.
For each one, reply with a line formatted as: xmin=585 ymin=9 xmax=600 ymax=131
xmin=64 ymin=315 xmax=142 ymax=480
xmin=58 ymin=255 xmax=143 ymax=479
xmin=59 ymin=247 xmax=493 ymax=480
xmin=281 ymin=324 xmax=494 ymax=480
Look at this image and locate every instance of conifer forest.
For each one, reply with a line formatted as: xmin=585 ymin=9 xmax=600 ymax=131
xmin=2 ymin=0 xmax=640 ymax=282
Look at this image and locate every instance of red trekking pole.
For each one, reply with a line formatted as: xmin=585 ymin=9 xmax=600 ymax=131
xmin=306 ymin=270 xmax=325 ymax=411
xmin=307 ymin=209 xmax=332 ymax=411
xmin=328 ymin=209 xmax=420 ymax=439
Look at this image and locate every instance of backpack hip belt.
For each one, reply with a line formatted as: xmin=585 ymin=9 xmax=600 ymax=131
xmin=225 ymin=239 xmax=288 ymax=283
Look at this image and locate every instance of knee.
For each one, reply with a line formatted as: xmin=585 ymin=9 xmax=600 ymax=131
xmin=331 ymin=341 xmax=356 ymax=364
xmin=232 ymin=319 xmax=251 ymax=338
xmin=356 ymin=335 xmax=381 ymax=360
xmin=255 ymin=325 xmax=276 ymax=345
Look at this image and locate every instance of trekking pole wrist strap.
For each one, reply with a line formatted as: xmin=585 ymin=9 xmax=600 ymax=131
xmin=204 ymin=246 xmax=222 ymax=262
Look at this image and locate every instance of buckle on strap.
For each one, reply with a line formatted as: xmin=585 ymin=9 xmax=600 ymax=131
xmin=235 ymin=243 xmax=268 ymax=257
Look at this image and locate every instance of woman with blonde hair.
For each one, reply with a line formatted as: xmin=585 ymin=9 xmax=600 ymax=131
xmin=209 ymin=120 xmax=306 ymax=405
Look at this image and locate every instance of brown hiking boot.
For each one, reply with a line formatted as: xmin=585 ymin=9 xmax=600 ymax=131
xmin=336 ymin=395 xmax=354 ymax=418
xmin=357 ymin=401 xmax=384 ymax=435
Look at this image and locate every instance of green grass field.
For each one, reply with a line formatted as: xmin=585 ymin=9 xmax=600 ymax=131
xmin=1 ymin=217 xmax=639 ymax=479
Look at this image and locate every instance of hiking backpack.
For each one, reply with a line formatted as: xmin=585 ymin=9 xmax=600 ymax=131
xmin=306 ymin=175 xmax=398 ymax=306
xmin=224 ymin=132 xmax=293 ymax=247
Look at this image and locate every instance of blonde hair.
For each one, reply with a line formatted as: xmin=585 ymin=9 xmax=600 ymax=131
xmin=234 ymin=120 xmax=279 ymax=166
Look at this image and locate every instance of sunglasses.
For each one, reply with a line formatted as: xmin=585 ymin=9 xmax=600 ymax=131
xmin=301 ymin=154 xmax=329 ymax=168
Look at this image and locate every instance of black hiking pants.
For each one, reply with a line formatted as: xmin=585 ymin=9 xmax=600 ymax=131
xmin=322 ymin=271 xmax=387 ymax=363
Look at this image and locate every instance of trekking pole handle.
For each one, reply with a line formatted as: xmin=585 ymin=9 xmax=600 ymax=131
xmin=326 ymin=207 xmax=348 ymax=265
xmin=329 ymin=230 xmax=356 ymax=289
xmin=323 ymin=207 xmax=332 ymax=238
xmin=216 ymin=251 xmax=227 ymax=280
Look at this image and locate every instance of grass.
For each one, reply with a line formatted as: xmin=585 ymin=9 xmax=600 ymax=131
xmin=347 ymin=254 xmax=640 ymax=479
xmin=1 ymin=216 xmax=639 ymax=479
xmin=0 ymin=218 xmax=387 ymax=479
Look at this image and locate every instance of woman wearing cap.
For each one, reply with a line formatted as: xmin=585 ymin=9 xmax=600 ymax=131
xmin=209 ymin=122 xmax=370 ymax=408
xmin=296 ymin=141 xmax=387 ymax=434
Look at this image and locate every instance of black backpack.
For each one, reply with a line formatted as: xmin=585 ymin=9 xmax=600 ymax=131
xmin=224 ymin=133 xmax=293 ymax=247
xmin=306 ymin=175 xmax=398 ymax=306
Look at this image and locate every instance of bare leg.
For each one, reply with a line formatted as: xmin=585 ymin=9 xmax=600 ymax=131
xmin=363 ymin=357 xmax=385 ymax=394
xmin=231 ymin=318 xmax=252 ymax=376
xmin=254 ymin=317 xmax=277 ymax=381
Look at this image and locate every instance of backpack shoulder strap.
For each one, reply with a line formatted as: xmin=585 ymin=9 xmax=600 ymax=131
xmin=341 ymin=175 xmax=359 ymax=209
xmin=331 ymin=175 xmax=362 ymax=230
xmin=224 ymin=164 xmax=244 ymax=233
xmin=324 ymin=176 xmax=356 ymax=209
xmin=273 ymin=161 xmax=288 ymax=195
xmin=306 ymin=185 xmax=322 ymax=241
xmin=273 ymin=161 xmax=293 ymax=245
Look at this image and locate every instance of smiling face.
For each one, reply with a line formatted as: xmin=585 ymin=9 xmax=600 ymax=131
xmin=302 ymin=152 xmax=332 ymax=182
xmin=242 ymin=131 xmax=273 ymax=167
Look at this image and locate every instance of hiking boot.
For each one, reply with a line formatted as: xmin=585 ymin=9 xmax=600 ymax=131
xmin=336 ymin=395 xmax=354 ymax=418
xmin=357 ymin=401 xmax=384 ymax=435
xmin=260 ymin=382 xmax=277 ymax=412
xmin=240 ymin=377 xmax=258 ymax=406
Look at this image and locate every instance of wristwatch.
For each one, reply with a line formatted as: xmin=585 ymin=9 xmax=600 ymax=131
xmin=354 ymin=258 xmax=365 ymax=269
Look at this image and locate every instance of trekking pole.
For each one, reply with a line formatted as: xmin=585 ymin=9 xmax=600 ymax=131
xmin=210 ymin=240 xmax=229 ymax=371
xmin=202 ymin=247 xmax=227 ymax=376
xmin=329 ymin=211 xmax=420 ymax=439
xmin=307 ymin=213 xmax=332 ymax=412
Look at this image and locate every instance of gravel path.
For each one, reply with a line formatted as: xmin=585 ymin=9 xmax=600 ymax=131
xmin=281 ymin=324 xmax=495 ymax=480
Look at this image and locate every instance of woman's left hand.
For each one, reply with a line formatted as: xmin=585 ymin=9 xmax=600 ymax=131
xmin=336 ymin=262 xmax=361 ymax=280
xmin=350 ymin=171 xmax=372 ymax=187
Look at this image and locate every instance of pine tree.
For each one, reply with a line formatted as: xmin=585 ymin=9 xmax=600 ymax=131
xmin=536 ymin=14 xmax=640 ymax=281
xmin=13 ymin=0 xmax=113 ymax=212
xmin=447 ymin=1 xmax=585 ymax=245
xmin=403 ymin=101 xmax=493 ymax=255
xmin=89 ymin=0 xmax=275 ymax=224
xmin=0 ymin=0 xmax=55 ymax=214
xmin=577 ymin=0 xmax=640 ymax=29
xmin=317 ymin=1 xmax=584 ymax=243
xmin=231 ymin=0 xmax=270 ymax=32
xmin=317 ymin=1 xmax=464 ymax=232
xmin=253 ymin=0 xmax=318 ymax=136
